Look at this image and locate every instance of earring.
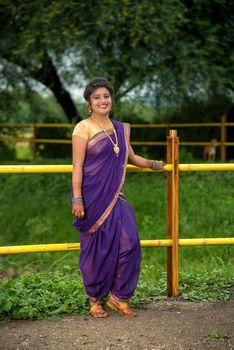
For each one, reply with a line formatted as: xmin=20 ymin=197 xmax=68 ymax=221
xmin=86 ymin=102 xmax=92 ymax=115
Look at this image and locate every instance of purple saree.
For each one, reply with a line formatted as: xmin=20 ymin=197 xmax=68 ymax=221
xmin=73 ymin=120 xmax=141 ymax=300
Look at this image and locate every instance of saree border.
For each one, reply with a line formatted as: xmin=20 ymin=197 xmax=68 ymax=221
xmin=87 ymin=128 xmax=115 ymax=149
xmin=86 ymin=123 xmax=130 ymax=234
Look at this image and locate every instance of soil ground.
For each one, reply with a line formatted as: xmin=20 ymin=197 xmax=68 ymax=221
xmin=0 ymin=297 xmax=233 ymax=350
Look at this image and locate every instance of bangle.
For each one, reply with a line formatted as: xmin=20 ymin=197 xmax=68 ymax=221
xmin=72 ymin=197 xmax=83 ymax=204
xmin=151 ymin=160 xmax=163 ymax=170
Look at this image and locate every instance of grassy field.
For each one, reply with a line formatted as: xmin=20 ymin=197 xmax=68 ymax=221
xmin=0 ymin=161 xmax=233 ymax=319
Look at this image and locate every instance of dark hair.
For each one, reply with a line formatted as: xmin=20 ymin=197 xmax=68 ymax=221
xmin=83 ymin=77 xmax=114 ymax=101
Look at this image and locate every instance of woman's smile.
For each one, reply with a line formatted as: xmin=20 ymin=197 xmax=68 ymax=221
xmin=90 ymin=87 xmax=112 ymax=116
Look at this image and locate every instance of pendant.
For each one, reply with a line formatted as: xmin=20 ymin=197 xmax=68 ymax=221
xmin=114 ymin=145 xmax=120 ymax=156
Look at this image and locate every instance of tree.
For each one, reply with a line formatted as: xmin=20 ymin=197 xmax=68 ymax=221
xmin=0 ymin=0 xmax=233 ymax=122
xmin=0 ymin=1 xmax=81 ymax=122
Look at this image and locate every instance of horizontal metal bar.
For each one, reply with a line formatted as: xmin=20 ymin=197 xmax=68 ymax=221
xmin=1 ymin=122 xmax=234 ymax=128
xmin=131 ymin=123 xmax=234 ymax=128
xmin=178 ymin=238 xmax=234 ymax=246
xmin=31 ymin=139 xmax=71 ymax=144
xmin=179 ymin=164 xmax=234 ymax=171
xmin=1 ymin=163 xmax=234 ymax=174
xmin=0 ymin=123 xmax=72 ymax=128
xmin=0 ymin=238 xmax=233 ymax=255
xmin=131 ymin=141 xmax=165 ymax=145
xmin=2 ymin=136 xmax=234 ymax=147
xmin=0 ymin=164 xmax=171 ymax=173
xmin=0 ymin=165 xmax=74 ymax=173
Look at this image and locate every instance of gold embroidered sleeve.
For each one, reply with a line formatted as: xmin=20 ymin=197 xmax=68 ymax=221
xmin=72 ymin=122 xmax=89 ymax=140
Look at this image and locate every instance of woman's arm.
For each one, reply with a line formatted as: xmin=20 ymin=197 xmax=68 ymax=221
xmin=72 ymin=135 xmax=88 ymax=219
xmin=128 ymin=144 xmax=165 ymax=170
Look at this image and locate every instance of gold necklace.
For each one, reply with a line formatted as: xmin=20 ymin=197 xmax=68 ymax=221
xmin=91 ymin=116 xmax=120 ymax=156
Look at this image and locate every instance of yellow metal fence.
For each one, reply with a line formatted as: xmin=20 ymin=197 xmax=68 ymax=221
xmin=1 ymin=114 xmax=234 ymax=161
xmin=0 ymin=130 xmax=234 ymax=297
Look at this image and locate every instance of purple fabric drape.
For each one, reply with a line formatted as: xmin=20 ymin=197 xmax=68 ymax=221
xmin=73 ymin=120 xmax=141 ymax=299
xmin=73 ymin=120 xmax=129 ymax=234
xmin=79 ymin=193 xmax=141 ymax=299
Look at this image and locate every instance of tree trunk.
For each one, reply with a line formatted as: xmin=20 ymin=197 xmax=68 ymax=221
xmin=3 ymin=52 xmax=81 ymax=123
xmin=33 ymin=53 xmax=81 ymax=123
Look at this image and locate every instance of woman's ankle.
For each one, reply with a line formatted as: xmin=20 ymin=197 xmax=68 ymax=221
xmin=109 ymin=293 xmax=129 ymax=304
xmin=89 ymin=297 xmax=100 ymax=306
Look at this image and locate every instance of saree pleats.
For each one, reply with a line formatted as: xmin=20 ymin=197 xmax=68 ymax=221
xmin=79 ymin=196 xmax=141 ymax=299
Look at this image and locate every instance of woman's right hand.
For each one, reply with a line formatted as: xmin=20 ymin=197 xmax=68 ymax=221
xmin=72 ymin=203 xmax=85 ymax=220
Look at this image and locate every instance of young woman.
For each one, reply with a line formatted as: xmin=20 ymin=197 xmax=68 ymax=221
xmin=72 ymin=77 xmax=165 ymax=318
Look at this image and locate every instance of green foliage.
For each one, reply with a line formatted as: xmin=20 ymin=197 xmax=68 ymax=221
xmin=168 ymin=94 xmax=234 ymax=158
xmin=172 ymin=94 xmax=232 ymax=123
xmin=0 ymin=142 xmax=15 ymax=160
xmin=24 ymin=91 xmax=65 ymax=123
xmin=0 ymin=268 xmax=88 ymax=320
xmin=206 ymin=332 xmax=231 ymax=340
xmin=179 ymin=171 xmax=234 ymax=240
xmin=179 ymin=261 xmax=234 ymax=301
xmin=0 ymin=0 xmax=233 ymax=119
xmin=36 ymin=117 xmax=72 ymax=158
xmin=0 ymin=89 xmax=29 ymax=123
xmin=0 ymin=88 xmax=64 ymax=124
xmin=114 ymin=100 xmax=158 ymax=123
xmin=0 ymin=88 xmax=68 ymax=160
xmin=0 ymin=260 xmax=233 ymax=320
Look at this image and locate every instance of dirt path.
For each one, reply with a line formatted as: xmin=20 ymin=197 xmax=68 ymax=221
xmin=0 ymin=297 xmax=233 ymax=350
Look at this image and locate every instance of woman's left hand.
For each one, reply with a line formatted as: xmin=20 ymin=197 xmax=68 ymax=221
xmin=152 ymin=160 xmax=167 ymax=171
xmin=160 ymin=161 xmax=167 ymax=170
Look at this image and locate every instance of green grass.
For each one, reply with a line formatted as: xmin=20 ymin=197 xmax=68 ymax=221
xmin=205 ymin=332 xmax=231 ymax=340
xmin=0 ymin=161 xmax=233 ymax=319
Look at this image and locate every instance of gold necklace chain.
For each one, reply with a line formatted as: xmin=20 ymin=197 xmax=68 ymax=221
xmin=91 ymin=115 xmax=120 ymax=156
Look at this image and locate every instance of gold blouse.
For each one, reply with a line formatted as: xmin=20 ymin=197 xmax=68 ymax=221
xmin=72 ymin=118 xmax=112 ymax=140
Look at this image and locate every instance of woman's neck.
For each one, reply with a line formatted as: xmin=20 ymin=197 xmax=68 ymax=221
xmin=91 ymin=113 xmax=110 ymax=124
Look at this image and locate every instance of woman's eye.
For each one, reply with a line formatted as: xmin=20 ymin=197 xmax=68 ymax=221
xmin=92 ymin=94 xmax=111 ymax=100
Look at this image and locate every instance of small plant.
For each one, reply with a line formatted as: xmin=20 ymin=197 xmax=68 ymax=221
xmin=206 ymin=332 xmax=231 ymax=340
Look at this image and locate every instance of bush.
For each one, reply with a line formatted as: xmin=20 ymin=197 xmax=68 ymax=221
xmin=0 ymin=142 xmax=15 ymax=160
xmin=36 ymin=118 xmax=73 ymax=159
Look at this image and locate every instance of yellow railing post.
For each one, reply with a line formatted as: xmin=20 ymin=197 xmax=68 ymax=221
xmin=220 ymin=114 xmax=227 ymax=162
xmin=167 ymin=129 xmax=179 ymax=297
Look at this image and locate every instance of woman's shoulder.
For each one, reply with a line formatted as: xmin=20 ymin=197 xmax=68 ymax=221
xmin=75 ymin=118 xmax=92 ymax=128
xmin=72 ymin=118 xmax=92 ymax=139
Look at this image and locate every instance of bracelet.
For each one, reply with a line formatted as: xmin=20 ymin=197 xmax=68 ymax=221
xmin=72 ymin=197 xmax=83 ymax=204
xmin=151 ymin=160 xmax=163 ymax=170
